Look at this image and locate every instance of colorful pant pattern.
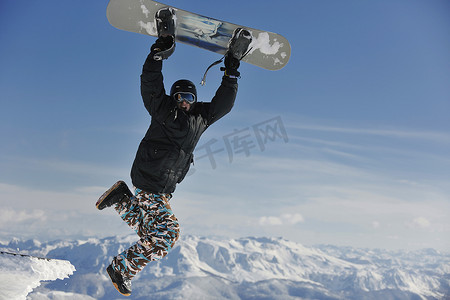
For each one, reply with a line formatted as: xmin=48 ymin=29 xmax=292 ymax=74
xmin=112 ymin=189 xmax=180 ymax=279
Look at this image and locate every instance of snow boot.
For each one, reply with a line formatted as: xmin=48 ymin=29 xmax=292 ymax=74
xmin=107 ymin=264 xmax=132 ymax=296
xmin=96 ymin=181 xmax=133 ymax=210
xmin=153 ymin=7 xmax=176 ymax=61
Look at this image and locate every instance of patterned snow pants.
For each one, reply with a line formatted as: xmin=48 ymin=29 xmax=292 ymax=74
xmin=111 ymin=188 xmax=180 ymax=279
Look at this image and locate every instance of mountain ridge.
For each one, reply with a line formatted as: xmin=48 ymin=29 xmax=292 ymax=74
xmin=1 ymin=235 xmax=449 ymax=299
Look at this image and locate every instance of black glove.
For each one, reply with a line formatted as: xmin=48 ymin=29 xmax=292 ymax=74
xmin=151 ymin=36 xmax=174 ymax=54
xmin=223 ymin=52 xmax=240 ymax=77
xmin=150 ymin=36 xmax=175 ymax=60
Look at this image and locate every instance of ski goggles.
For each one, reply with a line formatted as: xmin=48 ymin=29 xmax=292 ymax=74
xmin=174 ymin=92 xmax=196 ymax=104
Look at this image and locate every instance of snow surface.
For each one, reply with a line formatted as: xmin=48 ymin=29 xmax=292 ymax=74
xmin=0 ymin=252 xmax=75 ymax=300
xmin=248 ymin=32 xmax=283 ymax=56
xmin=0 ymin=235 xmax=449 ymax=299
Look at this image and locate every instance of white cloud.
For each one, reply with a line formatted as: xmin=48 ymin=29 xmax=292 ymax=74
xmin=0 ymin=208 xmax=47 ymax=226
xmin=0 ymin=118 xmax=449 ymax=251
xmin=258 ymin=216 xmax=283 ymax=226
xmin=408 ymin=217 xmax=432 ymax=229
xmin=289 ymin=123 xmax=450 ymax=143
xmin=282 ymin=213 xmax=305 ymax=225
xmin=74 ymin=185 xmax=113 ymax=195
xmin=258 ymin=213 xmax=304 ymax=226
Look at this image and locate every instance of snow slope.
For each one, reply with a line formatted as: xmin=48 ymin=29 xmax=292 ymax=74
xmin=1 ymin=235 xmax=449 ymax=299
xmin=0 ymin=251 xmax=75 ymax=300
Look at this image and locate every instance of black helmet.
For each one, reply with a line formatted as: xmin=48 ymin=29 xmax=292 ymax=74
xmin=170 ymin=79 xmax=197 ymax=104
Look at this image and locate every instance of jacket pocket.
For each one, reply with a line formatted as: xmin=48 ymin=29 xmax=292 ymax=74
xmin=149 ymin=147 xmax=169 ymax=161
xmin=138 ymin=145 xmax=170 ymax=175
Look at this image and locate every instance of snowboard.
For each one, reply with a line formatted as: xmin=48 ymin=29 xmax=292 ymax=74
xmin=106 ymin=0 xmax=291 ymax=71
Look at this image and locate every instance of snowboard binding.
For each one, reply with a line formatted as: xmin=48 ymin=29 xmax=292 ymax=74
xmin=227 ymin=28 xmax=253 ymax=61
xmin=201 ymin=27 xmax=253 ymax=85
xmin=153 ymin=7 xmax=176 ymax=61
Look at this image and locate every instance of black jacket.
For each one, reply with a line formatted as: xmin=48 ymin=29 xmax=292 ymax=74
xmin=130 ymin=53 xmax=238 ymax=193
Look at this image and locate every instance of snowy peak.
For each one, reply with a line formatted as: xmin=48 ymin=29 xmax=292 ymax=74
xmin=155 ymin=236 xmax=355 ymax=283
xmin=0 ymin=251 xmax=75 ymax=300
xmin=1 ymin=235 xmax=449 ymax=299
xmin=146 ymin=236 xmax=449 ymax=298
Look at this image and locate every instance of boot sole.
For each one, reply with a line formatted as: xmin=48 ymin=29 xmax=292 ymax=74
xmin=107 ymin=265 xmax=131 ymax=296
xmin=95 ymin=181 xmax=126 ymax=210
xmin=112 ymin=282 xmax=131 ymax=297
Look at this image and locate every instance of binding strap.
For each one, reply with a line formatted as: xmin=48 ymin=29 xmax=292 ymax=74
xmin=200 ymin=46 xmax=252 ymax=85
xmin=200 ymin=56 xmax=225 ymax=86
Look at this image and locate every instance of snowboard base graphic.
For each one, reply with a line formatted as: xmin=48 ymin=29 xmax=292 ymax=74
xmin=106 ymin=0 xmax=291 ymax=70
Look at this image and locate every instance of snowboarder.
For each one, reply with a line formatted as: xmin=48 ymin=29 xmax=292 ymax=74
xmin=96 ymin=9 xmax=249 ymax=296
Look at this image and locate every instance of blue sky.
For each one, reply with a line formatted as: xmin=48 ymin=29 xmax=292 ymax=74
xmin=1 ymin=0 xmax=449 ymax=251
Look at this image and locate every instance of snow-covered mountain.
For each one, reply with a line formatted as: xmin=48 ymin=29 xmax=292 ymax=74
xmin=0 ymin=251 xmax=74 ymax=300
xmin=1 ymin=235 xmax=449 ymax=299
